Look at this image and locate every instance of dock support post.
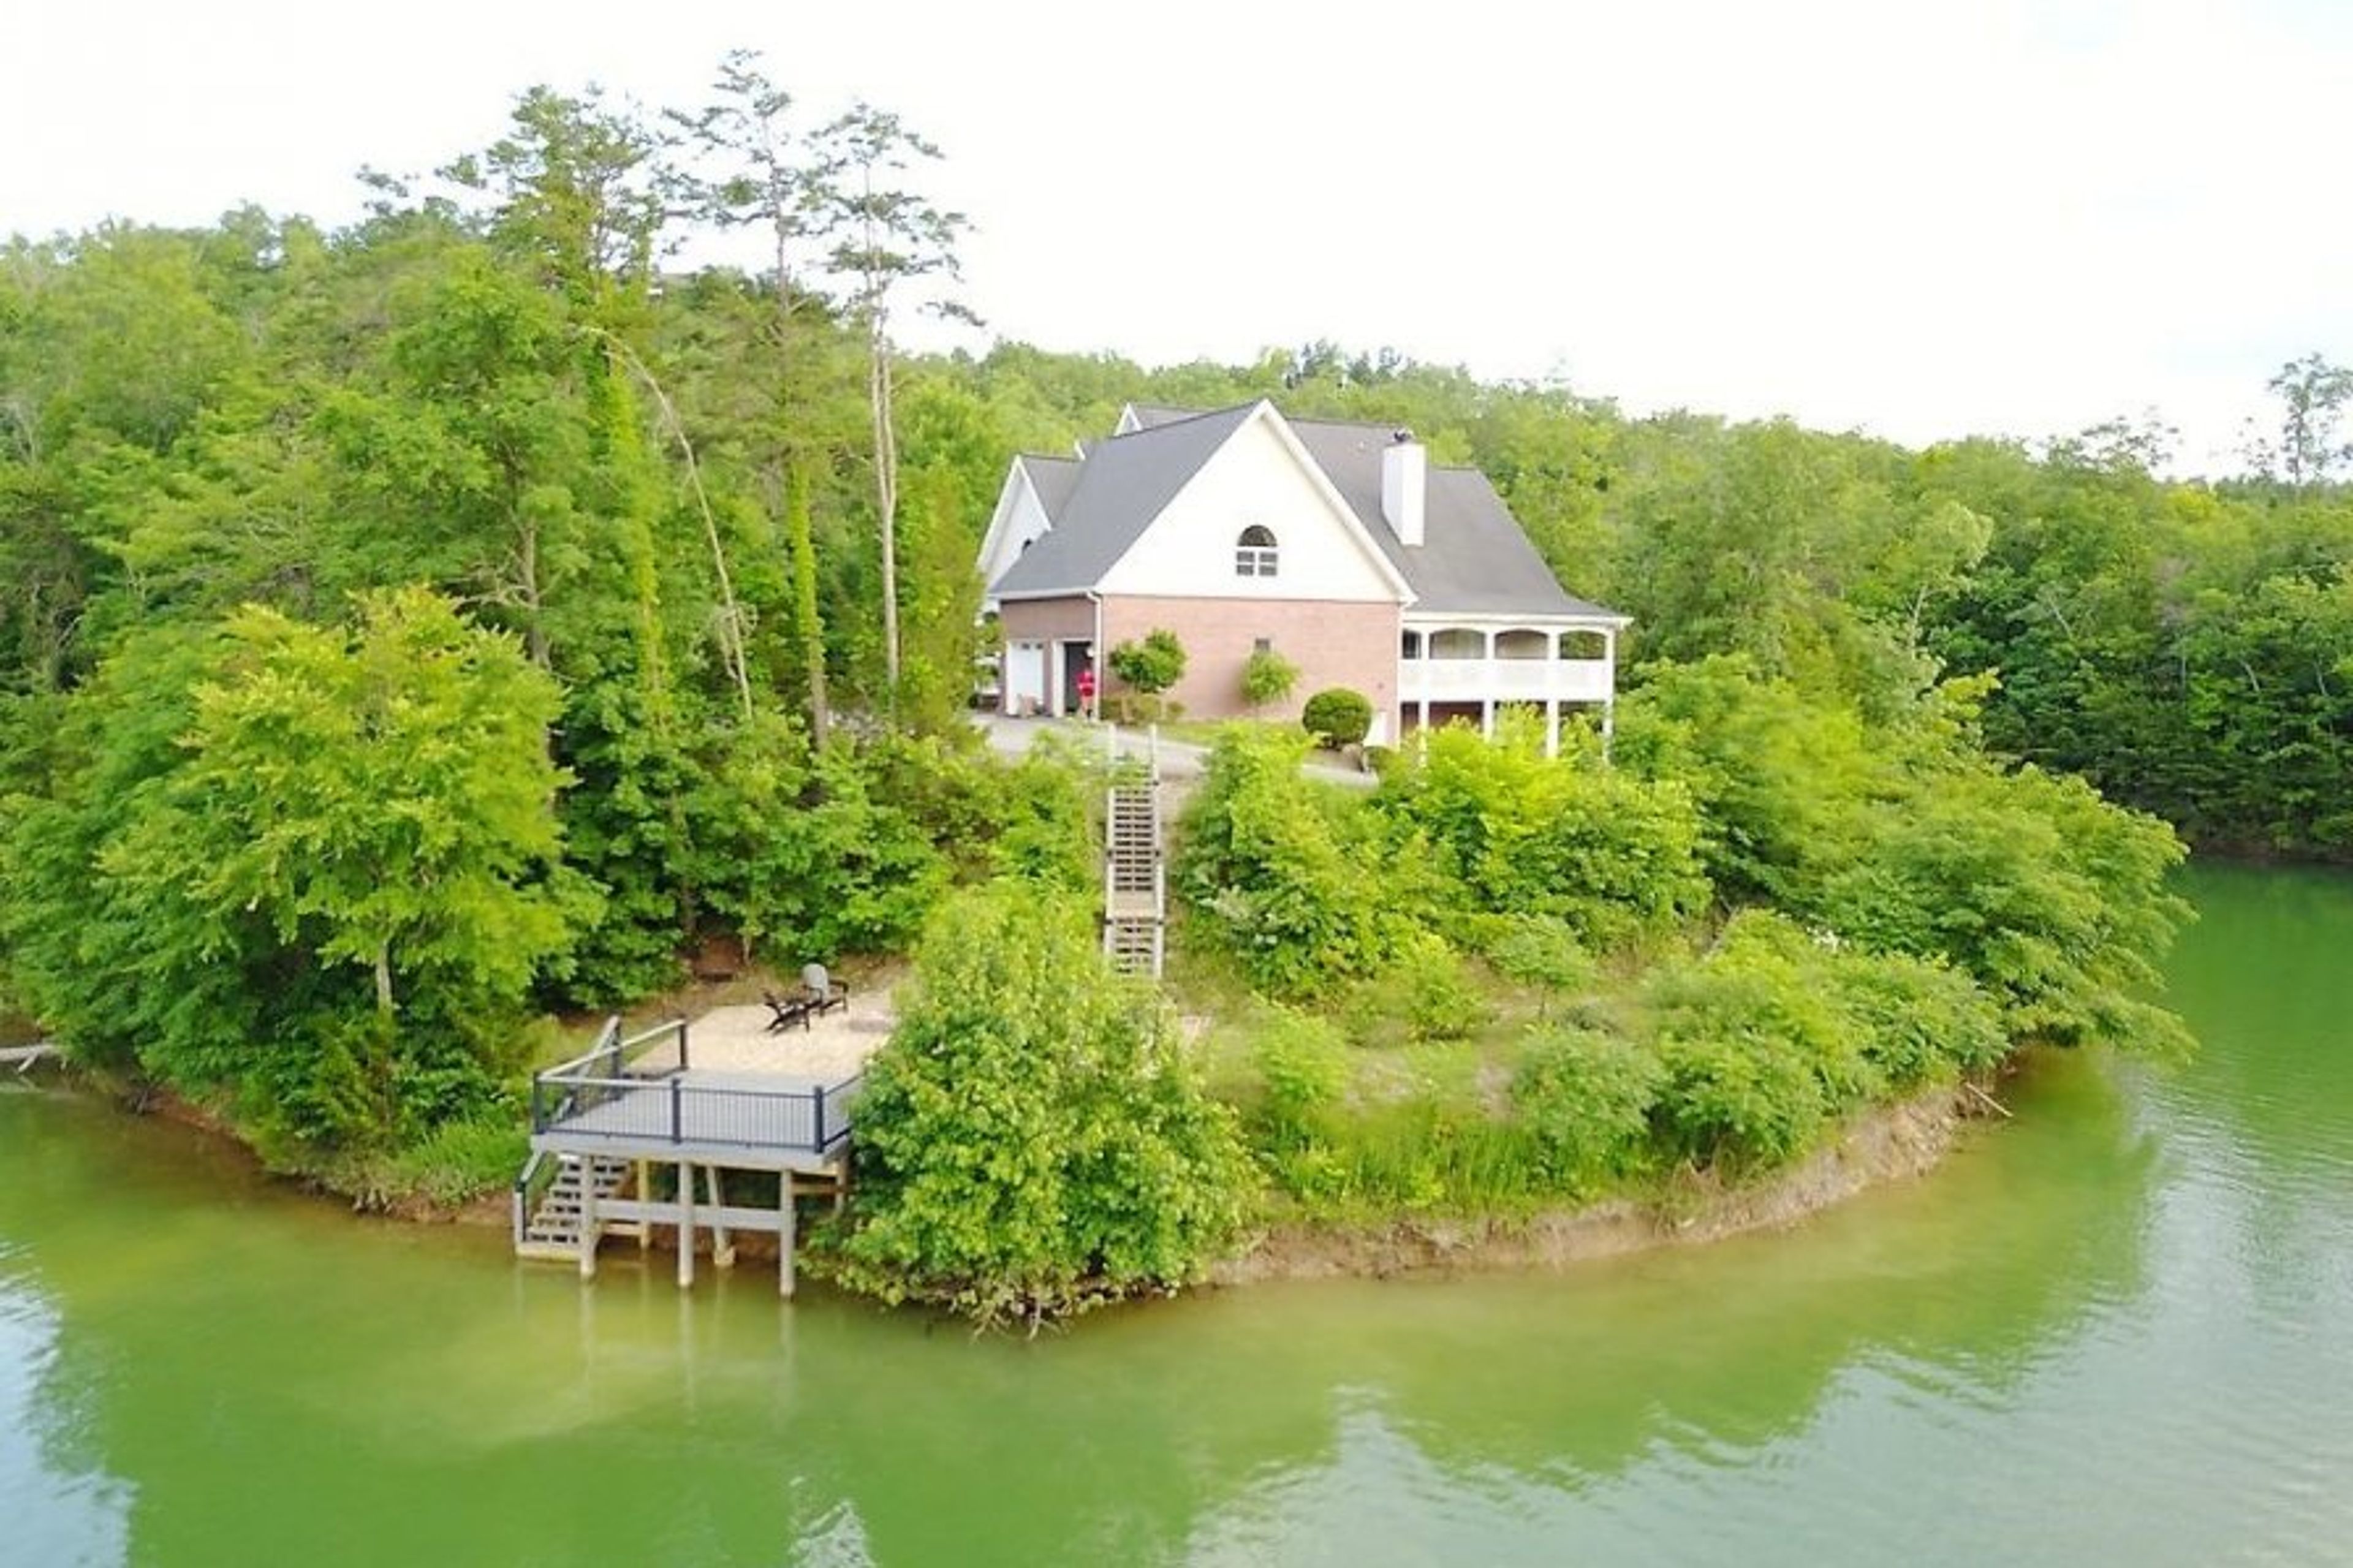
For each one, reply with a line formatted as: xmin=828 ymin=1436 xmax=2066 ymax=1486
xmin=676 ymin=1160 xmax=695 ymax=1290
xmin=635 ymin=1161 xmax=650 ymax=1249
xmin=577 ymin=1164 xmax=599 ymax=1280
xmin=707 ymin=1165 xmax=735 ymax=1269
xmin=779 ymin=1178 xmax=797 ymax=1298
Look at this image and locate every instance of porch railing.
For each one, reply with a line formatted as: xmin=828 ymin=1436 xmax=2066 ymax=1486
xmin=1397 ymin=656 xmax=1613 ymax=703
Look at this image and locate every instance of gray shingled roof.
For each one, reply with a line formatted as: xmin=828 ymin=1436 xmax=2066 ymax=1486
xmin=1121 ymin=404 xmax=1199 ymax=432
xmin=1286 ymin=418 xmax=1624 ymax=620
xmin=1017 ymin=453 xmax=1082 ymax=521
xmin=993 ymin=406 xmax=1256 ymax=598
xmin=991 ymin=403 xmax=1624 ymax=621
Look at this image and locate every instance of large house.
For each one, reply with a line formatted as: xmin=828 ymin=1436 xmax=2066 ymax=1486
xmin=976 ymin=401 xmax=1626 ymax=753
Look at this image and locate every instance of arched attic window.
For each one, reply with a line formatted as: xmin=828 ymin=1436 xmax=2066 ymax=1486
xmin=1235 ymin=525 xmax=1279 ymax=578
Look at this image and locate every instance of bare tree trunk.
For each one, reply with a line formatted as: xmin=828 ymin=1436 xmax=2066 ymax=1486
xmin=589 ymin=329 xmax=756 ymax=722
xmin=871 ymin=311 xmax=901 ymax=697
xmin=519 ymin=520 xmax=550 ymax=670
xmin=786 ymin=461 xmax=831 ymax=742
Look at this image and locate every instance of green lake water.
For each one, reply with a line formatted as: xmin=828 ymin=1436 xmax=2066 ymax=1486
xmin=6 ymin=863 xmax=2352 ymax=1566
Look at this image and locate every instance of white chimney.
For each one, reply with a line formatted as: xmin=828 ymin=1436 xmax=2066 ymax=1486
xmin=1380 ymin=430 xmax=1425 ymax=547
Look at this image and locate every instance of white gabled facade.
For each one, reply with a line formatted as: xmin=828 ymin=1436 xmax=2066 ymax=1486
xmin=975 ymin=457 xmax=1066 ymax=612
xmin=1097 ymin=402 xmax=1411 ymax=605
xmin=979 ymin=401 xmax=1626 ymax=755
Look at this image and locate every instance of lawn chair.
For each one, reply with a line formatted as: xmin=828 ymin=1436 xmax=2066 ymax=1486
xmin=801 ymin=963 xmax=851 ymax=1018
xmin=761 ymin=988 xmax=817 ymax=1034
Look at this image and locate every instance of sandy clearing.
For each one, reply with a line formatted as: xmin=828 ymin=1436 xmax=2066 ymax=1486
xmin=680 ymin=998 xmax=895 ymax=1081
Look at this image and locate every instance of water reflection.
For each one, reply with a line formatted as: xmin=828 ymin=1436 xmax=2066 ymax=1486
xmin=0 ymin=1050 xmax=2166 ymax=1568
xmin=0 ymin=1253 xmax=132 ymax=1565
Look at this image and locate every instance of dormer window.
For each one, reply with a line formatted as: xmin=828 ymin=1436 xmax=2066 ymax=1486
xmin=1235 ymin=525 xmax=1279 ymax=578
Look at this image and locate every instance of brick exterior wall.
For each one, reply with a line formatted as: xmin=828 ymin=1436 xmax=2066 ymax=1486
xmin=1100 ymin=594 xmax=1400 ymax=727
xmin=999 ymin=596 xmax=1096 ymax=644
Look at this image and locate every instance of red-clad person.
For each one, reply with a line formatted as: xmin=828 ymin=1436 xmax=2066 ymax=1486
xmin=1075 ymin=661 xmax=1097 ymax=719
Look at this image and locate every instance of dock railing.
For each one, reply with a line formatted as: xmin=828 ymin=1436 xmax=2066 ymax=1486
xmin=528 ymin=1017 xmax=688 ymax=1132
xmin=528 ymin=1012 xmax=862 ymax=1157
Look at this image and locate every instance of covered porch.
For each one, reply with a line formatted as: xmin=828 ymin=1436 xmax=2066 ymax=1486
xmin=1396 ymin=618 xmax=1622 ymax=755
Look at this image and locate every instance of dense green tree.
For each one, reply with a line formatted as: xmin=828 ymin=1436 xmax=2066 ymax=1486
xmin=1 ymin=590 xmax=581 ymax=1153
xmin=827 ymin=881 xmax=1249 ymax=1324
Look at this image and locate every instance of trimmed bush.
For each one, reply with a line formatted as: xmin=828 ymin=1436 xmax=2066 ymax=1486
xmin=1301 ymin=687 xmax=1374 ymax=748
xmin=1108 ymin=629 xmax=1186 ymax=700
xmin=1240 ymin=646 xmax=1300 ymax=707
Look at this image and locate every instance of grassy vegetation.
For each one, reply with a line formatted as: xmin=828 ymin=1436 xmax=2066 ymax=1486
xmin=1156 ymin=676 xmax=2188 ymax=1232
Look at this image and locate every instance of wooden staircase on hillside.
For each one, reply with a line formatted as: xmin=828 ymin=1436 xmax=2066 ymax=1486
xmin=1102 ymin=730 xmax=1166 ymax=979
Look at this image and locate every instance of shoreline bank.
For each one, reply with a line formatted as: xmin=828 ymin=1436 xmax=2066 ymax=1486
xmin=26 ymin=1063 xmax=1987 ymax=1288
xmin=1210 ymin=1087 xmax=1976 ymax=1286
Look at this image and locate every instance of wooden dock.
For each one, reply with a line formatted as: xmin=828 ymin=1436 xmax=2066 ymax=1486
xmin=0 ymin=1042 xmax=59 ymax=1074
xmin=512 ymin=1017 xmax=860 ymax=1297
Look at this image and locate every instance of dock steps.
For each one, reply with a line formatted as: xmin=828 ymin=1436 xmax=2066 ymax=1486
xmin=516 ymin=1155 xmax=635 ymax=1262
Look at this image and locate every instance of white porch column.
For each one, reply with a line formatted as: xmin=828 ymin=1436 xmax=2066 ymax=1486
xmin=1479 ymin=630 xmax=1495 ymax=740
xmin=1545 ymin=632 xmax=1563 ymax=757
xmin=1601 ymin=626 xmax=1620 ymax=761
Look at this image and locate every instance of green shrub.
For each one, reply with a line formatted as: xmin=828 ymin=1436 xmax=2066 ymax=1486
xmin=1374 ymin=721 xmax=1710 ymax=949
xmin=1176 ymin=729 xmax=1432 ymax=998
xmin=368 ymin=1115 xmax=531 ymax=1207
xmin=1830 ymin=948 xmax=2008 ymax=1088
xmin=1510 ymin=1026 xmax=1664 ymax=1194
xmin=986 ymin=741 xmax=1100 ymax=894
xmin=1241 ymin=1007 xmax=1355 ymax=1203
xmin=1482 ymin=914 xmax=1596 ymax=1013
xmin=1108 ymin=627 xmax=1187 ymax=696
xmin=825 ymin=882 xmax=1250 ymax=1325
xmin=1301 ymin=688 xmax=1373 ymax=748
xmin=1652 ymin=1026 xmax=1830 ymax=1173
xmin=1341 ymin=930 xmax=1488 ymax=1046
xmin=1240 ymin=646 xmax=1300 ymax=707
xmin=1617 ymin=657 xmax=2192 ymax=1056
xmin=1645 ymin=912 xmax=1883 ymax=1112
xmin=1814 ymin=765 xmax=2192 ymax=1053
xmin=1638 ymin=911 xmax=2010 ymax=1172
xmin=1250 ymin=1007 xmax=1351 ymax=1146
xmin=690 ymin=725 xmax=952 ymax=962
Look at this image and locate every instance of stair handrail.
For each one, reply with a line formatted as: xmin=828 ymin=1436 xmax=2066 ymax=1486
xmin=511 ymin=1148 xmax=556 ymax=1249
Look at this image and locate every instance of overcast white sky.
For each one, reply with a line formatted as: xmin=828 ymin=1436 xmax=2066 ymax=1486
xmin=10 ymin=0 xmax=2352 ymax=472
